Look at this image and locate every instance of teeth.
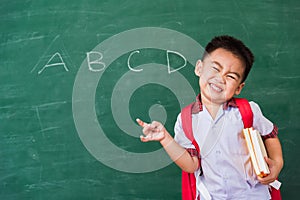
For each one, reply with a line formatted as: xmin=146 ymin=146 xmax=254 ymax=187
xmin=210 ymin=83 xmax=222 ymax=92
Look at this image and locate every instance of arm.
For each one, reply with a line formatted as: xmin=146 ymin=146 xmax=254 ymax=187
xmin=250 ymin=102 xmax=284 ymax=184
xmin=258 ymin=137 xmax=284 ymax=185
xmin=137 ymin=119 xmax=199 ymax=173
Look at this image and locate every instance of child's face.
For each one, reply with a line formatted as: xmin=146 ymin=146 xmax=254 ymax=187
xmin=195 ymin=48 xmax=245 ymax=105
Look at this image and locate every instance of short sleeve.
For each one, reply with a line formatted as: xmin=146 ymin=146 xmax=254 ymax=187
xmin=174 ymin=113 xmax=195 ymax=149
xmin=250 ymin=101 xmax=278 ymax=138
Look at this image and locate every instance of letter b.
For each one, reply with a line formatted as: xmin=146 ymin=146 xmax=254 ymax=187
xmin=86 ymin=51 xmax=106 ymax=72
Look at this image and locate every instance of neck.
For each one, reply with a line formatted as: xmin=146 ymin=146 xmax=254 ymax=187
xmin=201 ymin=95 xmax=223 ymax=119
xmin=206 ymin=104 xmax=222 ymax=119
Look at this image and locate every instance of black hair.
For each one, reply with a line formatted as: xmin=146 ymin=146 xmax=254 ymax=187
xmin=203 ymin=35 xmax=254 ymax=83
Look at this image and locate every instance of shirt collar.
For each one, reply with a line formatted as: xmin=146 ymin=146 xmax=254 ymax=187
xmin=191 ymin=94 xmax=238 ymax=114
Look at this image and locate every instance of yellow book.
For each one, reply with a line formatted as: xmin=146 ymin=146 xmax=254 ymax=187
xmin=243 ymin=128 xmax=270 ymax=178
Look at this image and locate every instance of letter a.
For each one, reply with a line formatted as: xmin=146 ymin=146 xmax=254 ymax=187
xmin=38 ymin=52 xmax=69 ymax=74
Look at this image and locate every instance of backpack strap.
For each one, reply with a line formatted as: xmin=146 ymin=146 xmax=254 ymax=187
xmin=234 ymin=98 xmax=253 ymax=129
xmin=181 ymin=103 xmax=200 ymax=152
xmin=181 ymin=103 xmax=200 ymax=200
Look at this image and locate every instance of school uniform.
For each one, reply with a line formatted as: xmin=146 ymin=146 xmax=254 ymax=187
xmin=174 ymin=95 xmax=278 ymax=200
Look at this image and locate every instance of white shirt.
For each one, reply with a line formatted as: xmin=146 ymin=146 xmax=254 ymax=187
xmin=174 ymin=101 xmax=274 ymax=200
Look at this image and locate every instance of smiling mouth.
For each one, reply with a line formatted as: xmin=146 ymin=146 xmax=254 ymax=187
xmin=209 ymin=83 xmax=223 ymax=93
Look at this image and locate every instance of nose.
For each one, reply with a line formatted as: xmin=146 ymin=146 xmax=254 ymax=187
xmin=215 ymin=72 xmax=226 ymax=84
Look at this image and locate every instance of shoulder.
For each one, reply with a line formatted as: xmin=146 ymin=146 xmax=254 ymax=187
xmin=249 ymin=101 xmax=270 ymax=120
xmin=248 ymin=101 xmax=275 ymax=136
xmin=249 ymin=101 xmax=262 ymax=112
xmin=174 ymin=112 xmax=195 ymax=149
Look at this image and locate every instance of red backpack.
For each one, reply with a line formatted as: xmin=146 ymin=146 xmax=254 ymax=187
xmin=181 ymin=98 xmax=281 ymax=200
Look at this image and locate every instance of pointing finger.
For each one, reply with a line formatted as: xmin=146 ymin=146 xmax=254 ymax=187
xmin=136 ymin=118 xmax=148 ymax=127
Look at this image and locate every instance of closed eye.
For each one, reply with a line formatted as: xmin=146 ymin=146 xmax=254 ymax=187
xmin=212 ymin=66 xmax=220 ymax=72
xmin=227 ymin=74 xmax=238 ymax=80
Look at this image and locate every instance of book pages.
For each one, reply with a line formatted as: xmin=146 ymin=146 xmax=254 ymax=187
xmin=243 ymin=128 xmax=270 ymax=178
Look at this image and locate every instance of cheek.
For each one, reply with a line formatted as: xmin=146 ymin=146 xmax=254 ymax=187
xmin=199 ymin=74 xmax=209 ymax=85
xmin=201 ymin=69 xmax=215 ymax=80
xmin=225 ymin=84 xmax=239 ymax=94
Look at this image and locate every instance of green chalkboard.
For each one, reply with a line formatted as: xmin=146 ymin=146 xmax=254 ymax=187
xmin=1 ymin=0 xmax=299 ymax=199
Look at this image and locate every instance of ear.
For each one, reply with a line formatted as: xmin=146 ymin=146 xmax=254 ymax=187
xmin=234 ymin=82 xmax=245 ymax=95
xmin=195 ymin=60 xmax=203 ymax=77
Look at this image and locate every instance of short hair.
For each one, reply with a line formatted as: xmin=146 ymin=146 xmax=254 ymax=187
xmin=202 ymin=35 xmax=254 ymax=83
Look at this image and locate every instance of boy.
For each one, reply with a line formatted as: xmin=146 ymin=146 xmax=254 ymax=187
xmin=137 ymin=35 xmax=283 ymax=199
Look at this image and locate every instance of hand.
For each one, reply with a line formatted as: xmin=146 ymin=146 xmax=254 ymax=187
xmin=258 ymin=157 xmax=283 ymax=185
xmin=136 ymin=118 xmax=166 ymax=142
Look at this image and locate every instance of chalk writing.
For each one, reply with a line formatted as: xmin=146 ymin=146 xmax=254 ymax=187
xmin=34 ymin=48 xmax=188 ymax=75
xmin=86 ymin=51 xmax=106 ymax=72
xmin=30 ymin=35 xmax=61 ymax=74
xmin=126 ymin=50 xmax=187 ymax=73
xmin=166 ymin=50 xmax=187 ymax=74
xmin=127 ymin=50 xmax=143 ymax=72
xmin=38 ymin=52 xmax=69 ymax=74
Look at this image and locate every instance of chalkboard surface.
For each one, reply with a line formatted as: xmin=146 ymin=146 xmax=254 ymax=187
xmin=1 ymin=0 xmax=299 ymax=199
